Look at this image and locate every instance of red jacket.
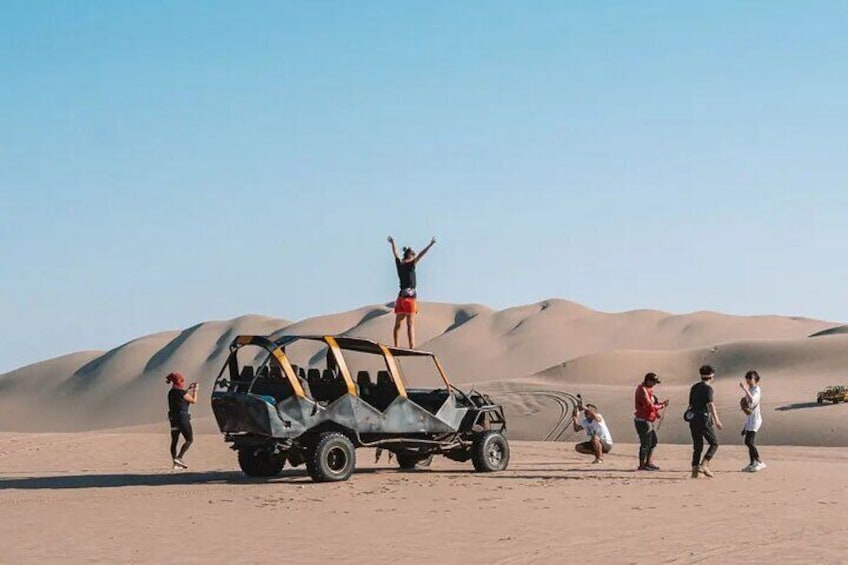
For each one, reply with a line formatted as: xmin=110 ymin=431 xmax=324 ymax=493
xmin=634 ymin=384 xmax=662 ymax=421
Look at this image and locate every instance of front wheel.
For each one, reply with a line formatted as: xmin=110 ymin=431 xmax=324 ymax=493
xmin=238 ymin=447 xmax=285 ymax=477
xmin=471 ymin=431 xmax=510 ymax=472
xmin=306 ymin=432 xmax=356 ymax=482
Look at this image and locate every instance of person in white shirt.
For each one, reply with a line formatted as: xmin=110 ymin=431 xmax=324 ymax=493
xmin=571 ymin=403 xmax=614 ymax=464
xmin=740 ymin=370 xmax=765 ymax=472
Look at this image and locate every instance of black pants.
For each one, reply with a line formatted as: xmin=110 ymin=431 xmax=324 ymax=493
xmin=169 ymin=416 xmax=193 ymax=460
xmin=634 ymin=419 xmax=657 ymax=466
xmin=689 ymin=418 xmax=718 ymax=467
xmin=744 ymin=431 xmax=760 ymax=464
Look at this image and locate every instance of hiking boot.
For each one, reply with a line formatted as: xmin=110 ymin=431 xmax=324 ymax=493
xmin=691 ymin=465 xmax=700 ymax=479
xmin=699 ymin=462 xmax=714 ymax=478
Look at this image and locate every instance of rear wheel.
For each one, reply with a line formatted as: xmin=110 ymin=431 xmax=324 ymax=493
xmin=238 ymin=447 xmax=285 ymax=477
xmin=306 ymin=432 xmax=356 ymax=482
xmin=472 ymin=431 xmax=510 ymax=472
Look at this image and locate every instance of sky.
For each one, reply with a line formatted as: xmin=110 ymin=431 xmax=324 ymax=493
xmin=1 ymin=1 xmax=847 ymax=372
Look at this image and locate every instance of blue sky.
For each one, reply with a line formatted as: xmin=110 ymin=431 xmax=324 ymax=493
xmin=1 ymin=1 xmax=846 ymax=372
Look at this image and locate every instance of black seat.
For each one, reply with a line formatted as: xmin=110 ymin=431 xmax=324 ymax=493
xmin=356 ymin=371 xmax=372 ymax=398
xmin=371 ymin=370 xmax=398 ymax=411
xmin=307 ymin=368 xmax=321 ymax=387
xmin=269 ymin=365 xmax=283 ymax=380
xmin=235 ymin=366 xmax=254 ymax=393
xmin=321 ymin=369 xmax=347 ymax=403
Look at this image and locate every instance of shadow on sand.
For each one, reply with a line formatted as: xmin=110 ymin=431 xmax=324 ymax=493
xmin=0 ymin=468 xmax=320 ymax=490
xmin=1 ymin=465 xmax=691 ymax=491
xmin=775 ymin=401 xmax=835 ymax=412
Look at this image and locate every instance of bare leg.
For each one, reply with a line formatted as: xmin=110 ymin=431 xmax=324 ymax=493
xmin=406 ymin=314 xmax=415 ymax=348
xmin=574 ymin=443 xmax=594 ymax=455
xmin=591 ymin=436 xmax=603 ymax=462
xmin=393 ymin=314 xmax=404 ymax=347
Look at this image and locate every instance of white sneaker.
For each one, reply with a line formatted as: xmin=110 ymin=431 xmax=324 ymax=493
xmin=741 ymin=464 xmax=754 ymax=472
xmin=173 ymin=458 xmax=188 ymax=469
xmin=751 ymin=461 xmax=766 ymax=472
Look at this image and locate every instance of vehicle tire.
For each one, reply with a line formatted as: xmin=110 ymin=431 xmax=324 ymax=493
xmin=238 ymin=447 xmax=285 ymax=478
xmin=397 ymin=453 xmax=434 ymax=470
xmin=471 ymin=431 xmax=510 ymax=472
xmin=817 ymin=396 xmax=823 ymax=404
xmin=306 ymin=432 xmax=356 ymax=482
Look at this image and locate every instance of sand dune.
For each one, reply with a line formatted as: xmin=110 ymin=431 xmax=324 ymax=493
xmin=1 ymin=299 xmax=846 ymax=447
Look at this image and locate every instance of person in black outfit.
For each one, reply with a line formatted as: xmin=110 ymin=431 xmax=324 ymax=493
xmin=387 ymin=235 xmax=436 ymax=348
xmin=166 ymin=372 xmax=199 ymax=469
xmin=688 ymin=365 xmax=723 ymax=478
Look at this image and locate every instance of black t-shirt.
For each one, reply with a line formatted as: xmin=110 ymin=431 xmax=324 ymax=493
xmin=689 ymin=381 xmax=714 ymax=413
xmin=168 ymin=388 xmax=189 ymax=419
xmin=395 ymin=258 xmax=416 ymax=291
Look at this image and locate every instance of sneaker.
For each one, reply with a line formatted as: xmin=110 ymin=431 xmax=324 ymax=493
xmin=592 ymin=458 xmax=602 ymax=464
xmin=645 ymin=463 xmax=661 ymax=471
xmin=741 ymin=463 xmax=754 ymax=472
xmin=750 ymin=461 xmax=767 ymax=472
xmin=173 ymin=458 xmax=188 ymax=469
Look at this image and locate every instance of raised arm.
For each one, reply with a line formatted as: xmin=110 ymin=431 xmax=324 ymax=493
xmin=414 ymin=236 xmax=437 ymax=263
xmin=571 ymin=406 xmax=584 ymax=432
xmin=183 ymin=383 xmax=199 ymax=404
xmin=387 ymin=236 xmax=400 ymax=260
xmin=739 ymin=382 xmax=753 ymax=401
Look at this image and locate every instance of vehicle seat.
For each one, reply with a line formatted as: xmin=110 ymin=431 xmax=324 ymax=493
xmin=322 ymin=369 xmax=347 ymax=403
xmin=307 ymin=368 xmax=321 ymax=388
xmin=371 ymin=370 xmax=398 ymax=411
xmin=251 ymin=364 xmax=294 ymax=401
xmin=235 ymin=366 xmax=254 ymax=393
xmin=356 ymin=371 xmax=372 ymax=399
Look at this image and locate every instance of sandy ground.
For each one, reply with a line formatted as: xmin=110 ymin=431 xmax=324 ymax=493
xmin=1 ymin=432 xmax=846 ymax=564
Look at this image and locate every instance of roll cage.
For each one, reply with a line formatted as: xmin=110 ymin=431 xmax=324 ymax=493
xmin=212 ymin=335 xmax=454 ymax=406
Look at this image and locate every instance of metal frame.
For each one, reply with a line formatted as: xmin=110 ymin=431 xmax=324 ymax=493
xmin=224 ymin=334 xmax=452 ymax=405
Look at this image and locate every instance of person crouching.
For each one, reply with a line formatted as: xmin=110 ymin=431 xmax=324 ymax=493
xmin=571 ymin=403 xmax=614 ymax=464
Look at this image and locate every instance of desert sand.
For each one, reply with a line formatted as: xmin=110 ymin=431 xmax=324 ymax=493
xmin=1 ymin=431 xmax=846 ymax=565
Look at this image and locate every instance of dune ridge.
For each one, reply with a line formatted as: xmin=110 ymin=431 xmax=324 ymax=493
xmin=1 ymin=299 xmax=846 ymax=446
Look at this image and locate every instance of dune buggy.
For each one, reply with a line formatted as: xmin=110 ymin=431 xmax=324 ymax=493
xmin=210 ymin=335 xmax=509 ymax=482
xmin=817 ymin=385 xmax=848 ymax=404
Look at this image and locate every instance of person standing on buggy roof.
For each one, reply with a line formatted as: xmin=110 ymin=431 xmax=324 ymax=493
xmin=387 ymin=235 xmax=436 ymax=348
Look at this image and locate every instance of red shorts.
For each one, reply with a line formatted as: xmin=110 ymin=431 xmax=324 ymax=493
xmin=394 ymin=296 xmax=418 ymax=315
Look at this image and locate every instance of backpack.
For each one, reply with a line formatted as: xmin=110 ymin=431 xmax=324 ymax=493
xmin=740 ymin=396 xmax=758 ymax=415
